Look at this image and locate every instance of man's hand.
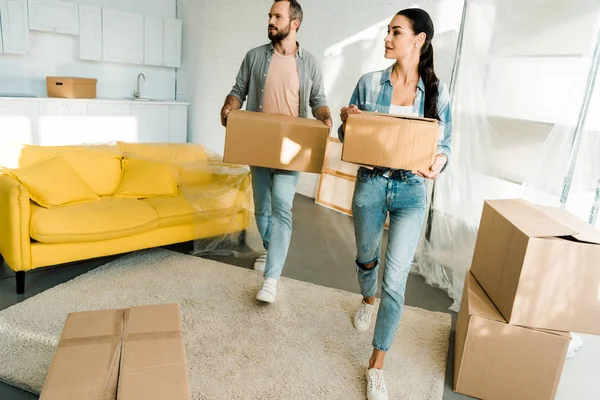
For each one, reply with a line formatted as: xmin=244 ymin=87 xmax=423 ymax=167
xmin=220 ymin=96 xmax=242 ymax=127
xmin=220 ymin=105 xmax=232 ymax=127
xmin=413 ymin=154 xmax=447 ymax=179
xmin=313 ymin=106 xmax=332 ymax=131
xmin=340 ymin=104 xmax=361 ymax=123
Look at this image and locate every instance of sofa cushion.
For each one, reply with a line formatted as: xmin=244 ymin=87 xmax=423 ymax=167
xmin=118 ymin=142 xmax=213 ymax=186
xmin=30 ymin=198 xmax=159 ymax=243
xmin=142 ymin=187 xmax=248 ymax=227
xmin=19 ymin=144 xmax=123 ymax=196
xmin=113 ymin=159 xmax=178 ymax=199
xmin=9 ymin=154 xmax=100 ymax=208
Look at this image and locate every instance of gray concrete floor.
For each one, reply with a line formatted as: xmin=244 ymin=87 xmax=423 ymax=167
xmin=0 ymin=195 xmax=597 ymax=399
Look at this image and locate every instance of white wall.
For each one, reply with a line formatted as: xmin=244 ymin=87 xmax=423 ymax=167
xmin=177 ymin=0 xmax=463 ymax=197
xmin=0 ymin=0 xmax=177 ymax=100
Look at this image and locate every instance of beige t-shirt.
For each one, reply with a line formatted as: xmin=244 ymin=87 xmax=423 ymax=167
xmin=263 ymin=51 xmax=300 ymax=117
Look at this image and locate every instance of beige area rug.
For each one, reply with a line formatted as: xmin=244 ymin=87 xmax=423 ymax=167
xmin=0 ymin=249 xmax=451 ymax=399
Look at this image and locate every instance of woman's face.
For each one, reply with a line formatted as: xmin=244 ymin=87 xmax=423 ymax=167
xmin=384 ymin=15 xmax=423 ymax=60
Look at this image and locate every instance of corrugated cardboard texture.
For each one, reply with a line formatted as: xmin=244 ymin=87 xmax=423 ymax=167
xmin=47 ymin=77 xmax=98 ymax=99
xmin=223 ymin=110 xmax=329 ymax=173
xmin=40 ymin=309 xmax=124 ymax=400
xmin=40 ymin=304 xmax=190 ymax=400
xmin=454 ymin=273 xmax=570 ymax=400
xmin=470 ymin=199 xmax=600 ymax=334
xmin=118 ymin=304 xmax=190 ymax=400
xmin=342 ymin=112 xmax=439 ymax=170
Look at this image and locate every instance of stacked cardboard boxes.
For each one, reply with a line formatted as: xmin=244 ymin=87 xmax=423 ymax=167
xmin=454 ymin=198 xmax=600 ymax=400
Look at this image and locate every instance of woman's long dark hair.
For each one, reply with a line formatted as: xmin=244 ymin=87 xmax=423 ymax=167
xmin=397 ymin=8 xmax=440 ymax=121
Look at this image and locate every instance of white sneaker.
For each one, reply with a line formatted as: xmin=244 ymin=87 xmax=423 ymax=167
xmin=254 ymin=253 xmax=267 ymax=272
xmin=256 ymin=278 xmax=277 ymax=303
xmin=354 ymin=300 xmax=375 ymax=332
xmin=366 ymin=368 xmax=388 ymax=400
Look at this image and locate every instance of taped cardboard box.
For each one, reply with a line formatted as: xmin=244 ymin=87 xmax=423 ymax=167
xmin=342 ymin=112 xmax=439 ymax=171
xmin=471 ymin=198 xmax=600 ymax=334
xmin=454 ymin=273 xmax=570 ymax=400
xmin=47 ymin=77 xmax=97 ymax=99
xmin=224 ymin=110 xmax=329 ymax=173
xmin=40 ymin=303 xmax=190 ymax=400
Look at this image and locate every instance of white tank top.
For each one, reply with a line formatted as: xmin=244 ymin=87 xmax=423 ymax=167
xmin=388 ymin=104 xmax=415 ymax=116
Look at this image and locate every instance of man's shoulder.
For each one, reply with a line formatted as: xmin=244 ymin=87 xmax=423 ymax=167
xmin=244 ymin=43 xmax=271 ymax=58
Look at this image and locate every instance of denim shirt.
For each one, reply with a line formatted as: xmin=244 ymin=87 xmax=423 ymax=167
xmin=338 ymin=65 xmax=453 ymax=167
xmin=228 ymin=43 xmax=328 ymax=118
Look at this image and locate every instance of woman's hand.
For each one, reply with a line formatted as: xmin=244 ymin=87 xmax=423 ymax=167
xmin=413 ymin=154 xmax=447 ymax=179
xmin=340 ymin=104 xmax=361 ymax=123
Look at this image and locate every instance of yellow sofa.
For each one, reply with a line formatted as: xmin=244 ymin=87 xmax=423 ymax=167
xmin=0 ymin=142 xmax=252 ymax=294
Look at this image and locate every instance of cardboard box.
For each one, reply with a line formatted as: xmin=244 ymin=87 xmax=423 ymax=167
xmin=471 ymin=198 xmax=600 ymax=334
xmin=342 ymin=112 xmax=439 ymax=171
xmin=223 ymin=109 xmax=329 ymax=173
xmin=454 ymin=272 xmax=570 ymax=400
xmin=47 ymin=77 xmax=97 ymax=99
xmin=40 ymin=304 xmax=190 ymax=400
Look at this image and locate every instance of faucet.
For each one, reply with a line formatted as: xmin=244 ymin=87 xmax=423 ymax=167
xmin=133 ymin=73 xmax=146 ymax=99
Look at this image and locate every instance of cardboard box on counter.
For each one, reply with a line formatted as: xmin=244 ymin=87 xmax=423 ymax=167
xmin=40 ymin=303 xmax=190 ymax=400
xmin=223 ymin=110 xmax=329 ymax=173
xmin=342 ymin=112 xmax=439 ymax=171
xmin=47 ymin=77 xmax=97 ymax=99
xmin=454 ymin=272 xmax=570 ymax=400
xmin=471 ymin=198 xmax=600 ymax=334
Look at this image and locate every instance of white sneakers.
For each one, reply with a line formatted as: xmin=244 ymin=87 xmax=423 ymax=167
xmin=366 ymin=368 xmax=388 ymax=400
xmin=256 ymin=277 xmax=278 ymax=303
xmin=354 ymin=299 xmax=375 ymax=332
xmin=253 ymin=253 xmax=267 ymax=272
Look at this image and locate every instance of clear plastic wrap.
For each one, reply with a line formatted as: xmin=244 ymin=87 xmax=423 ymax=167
xmin=413 ymin=0 xmax=600 ymax=311
xmin=116 ymin=142 xmax=264 ymax=258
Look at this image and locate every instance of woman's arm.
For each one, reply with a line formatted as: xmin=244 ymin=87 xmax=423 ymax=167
xmin=338 ymin=83 xmax=361 ymax=142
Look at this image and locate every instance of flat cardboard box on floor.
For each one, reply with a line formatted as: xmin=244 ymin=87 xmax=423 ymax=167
xmin=342 ymin=111 xmax=439 ymax=171
xmin=39 ymin=303 xmax=190 ymax=400
xmin=471 ymin=198 xmax=600 ymax=334
xmin=454 ymin=272 xmax=570 ymax=400
xmin=46 ymin=77 xmax=97 ymax=99
xmin=223 ymin=109 xmax=329 ymax=173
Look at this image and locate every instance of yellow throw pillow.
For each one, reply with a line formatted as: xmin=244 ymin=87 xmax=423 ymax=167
xmin=8 ymin=154 xmax=99 ymax=208
xmin=114 ymin=159 xmax=178 ymax=198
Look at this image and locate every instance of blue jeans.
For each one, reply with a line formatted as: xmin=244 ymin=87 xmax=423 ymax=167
xmin=250 ymin=166 xmax=300 ymax=280
xmin=352 ymin=167 xmax=427 ymax=352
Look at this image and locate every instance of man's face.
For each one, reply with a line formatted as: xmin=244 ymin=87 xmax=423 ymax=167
xmin=268 ymin=1 xmax=293 ymax=42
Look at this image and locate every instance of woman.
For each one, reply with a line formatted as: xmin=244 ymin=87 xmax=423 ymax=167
xmin=339 ymin=8 xmax=452 ymax=400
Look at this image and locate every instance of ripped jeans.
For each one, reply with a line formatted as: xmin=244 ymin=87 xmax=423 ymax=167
xmin=352 ymin=167 xmax=427 ymax=352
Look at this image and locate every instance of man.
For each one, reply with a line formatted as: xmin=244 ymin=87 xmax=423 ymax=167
xmin=221 ymin=0 xmax=332 ymax=303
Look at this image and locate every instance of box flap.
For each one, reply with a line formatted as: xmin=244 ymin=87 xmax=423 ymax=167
xmin=485 ymin=199 xmax=578 ymax=238
xmin=465 ymin=273 xmax=505 ymax=323
xmin=360 ymin=111 xmax=439 ymax=124
xmin=47 ymin=76 xmax=98 ymax=83
xmin=537 ymin=205 xmax=600 ymax=245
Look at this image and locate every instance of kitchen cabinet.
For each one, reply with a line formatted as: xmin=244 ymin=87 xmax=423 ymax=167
xmin=102 ymin=8 xmax=144 ymax=65
xmin=0 ymin=0 xmax=29 ymax=54
xmin=78 ymin=4 xmax=102 ymax=61
xmin=144 ymin=15 xmax=163 ymax=66
xmin=169 ymin=105 xmax=187 ymax=143
xmin=132 ymin=103 xmax=170 ymax=143
xmin=163 ymin=18 xmax=182 ymax=68
xmin=28 ymin=0 xmax=78 ymax=35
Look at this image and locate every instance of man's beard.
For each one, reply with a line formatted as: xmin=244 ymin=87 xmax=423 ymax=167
xmin=268 ymin=23 xmax=291 ymax=42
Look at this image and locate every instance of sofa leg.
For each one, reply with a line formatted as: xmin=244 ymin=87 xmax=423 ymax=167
xmin=16 ymin=271 xmax=25 ymax=295
xmin=237 ymin=230 xmax=247 ymax=247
